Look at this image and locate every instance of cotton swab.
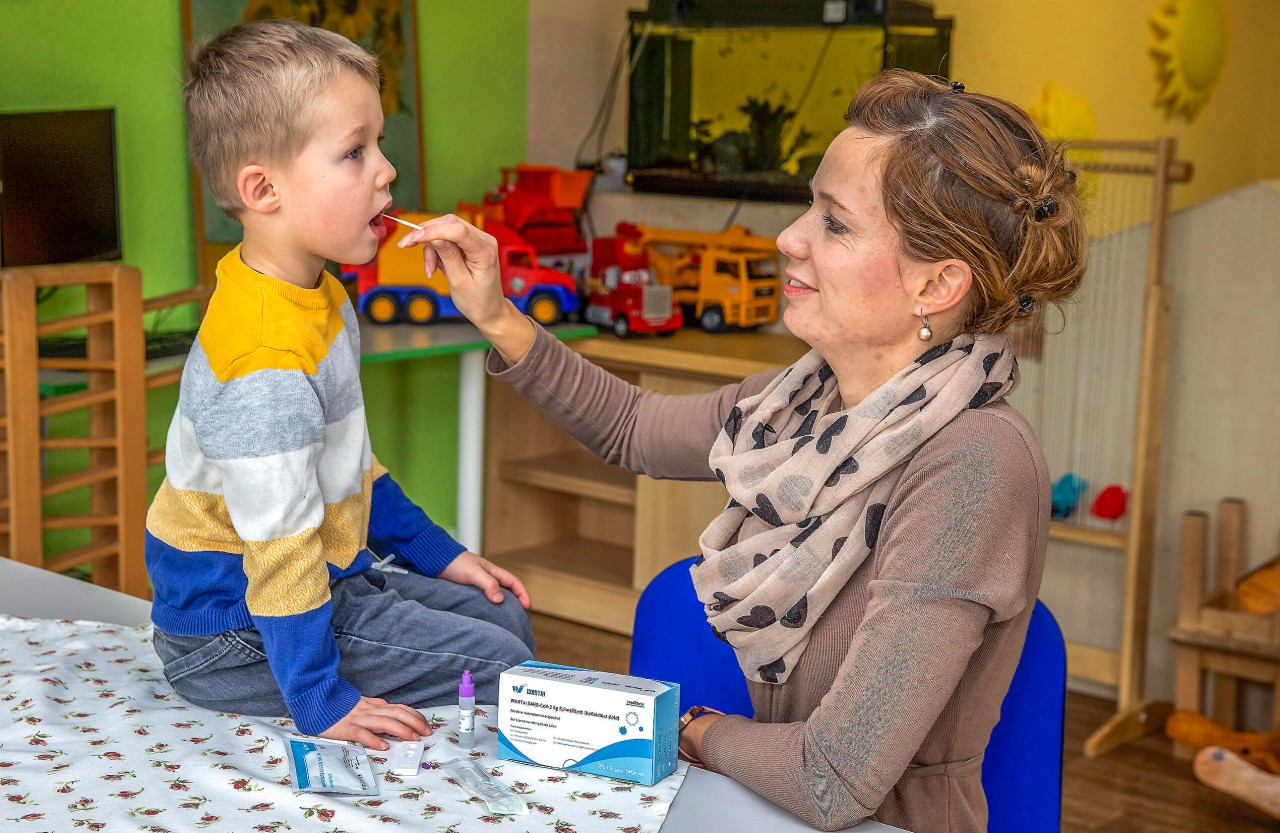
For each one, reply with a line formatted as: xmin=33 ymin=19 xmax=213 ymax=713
xmin=381 ymin=213 xmax=423 ymax=230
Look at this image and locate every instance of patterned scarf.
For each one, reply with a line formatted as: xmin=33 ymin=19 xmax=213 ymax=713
xmin=692 ymin=334 xmax=1018 ymax=684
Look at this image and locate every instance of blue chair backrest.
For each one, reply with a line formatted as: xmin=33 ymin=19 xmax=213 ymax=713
xmin=629 ymin=557 xmax=753 ymax=717
xmin=982 ymin=598 xmax=1066 ymax=833
xmin=629 ymin=558 xmax=1066 ymax=831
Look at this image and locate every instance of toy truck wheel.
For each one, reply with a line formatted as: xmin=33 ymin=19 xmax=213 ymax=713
xmin=405 ymin=293 xmax=439 ymax=325
xmin=366 ymin=292 xmax=402 ymax=324
xmin=527 ymin=292 xmax=562 ymax=326
xmin=699 ymin=305 xmax=726 ymax=333
xmin=611 ymin=316 xmax=631 ymax=338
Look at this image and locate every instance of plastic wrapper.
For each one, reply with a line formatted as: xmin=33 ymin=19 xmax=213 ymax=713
xmin=439 ymin=757 xmax=529 ymax=815
xmin=285 ymin=736 xmax=379 ymax=796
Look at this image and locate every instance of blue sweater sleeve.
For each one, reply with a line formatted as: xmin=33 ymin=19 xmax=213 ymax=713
xmin=367 ymin=472 xmax=466 ymax=575
xmin=254 ymin=603 xmax=362 ymax=736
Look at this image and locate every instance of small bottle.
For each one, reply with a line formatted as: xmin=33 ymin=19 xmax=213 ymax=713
xmin=457 ymin=669 xmax=475 ymax=749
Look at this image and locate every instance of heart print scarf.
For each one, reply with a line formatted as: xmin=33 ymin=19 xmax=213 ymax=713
xmin=692 ymin=334 xmax=1018 ymax=684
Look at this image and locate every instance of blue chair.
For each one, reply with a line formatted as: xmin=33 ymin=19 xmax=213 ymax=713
xmin=629 ymin=557 xmax=1066 ymax=832
xmin=629 ymin=557 xmax=754 ymax=718
xmin=983 ymin=598 xmax=1066 ymax=833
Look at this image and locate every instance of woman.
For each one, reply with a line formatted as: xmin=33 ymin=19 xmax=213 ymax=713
xmin=402 ymin=70 xmax=1085 ymax=833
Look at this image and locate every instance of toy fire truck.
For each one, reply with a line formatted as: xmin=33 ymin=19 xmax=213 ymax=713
xmin=582 ymin=223 xmax=683 ymax=337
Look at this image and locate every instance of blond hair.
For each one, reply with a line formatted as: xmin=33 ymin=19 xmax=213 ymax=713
xmin=184 ymin=18 xmax=380 ymax=216
xmin=844 ymin=70 xmax=1086 ymax=334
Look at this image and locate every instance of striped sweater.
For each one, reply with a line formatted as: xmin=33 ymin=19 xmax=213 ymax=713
xmin=145 ymin=246 xmax=464 ymax=734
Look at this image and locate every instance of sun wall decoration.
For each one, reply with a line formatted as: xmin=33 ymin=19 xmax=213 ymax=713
xmin=1148 ymin=0 xmax=1228 ymax=122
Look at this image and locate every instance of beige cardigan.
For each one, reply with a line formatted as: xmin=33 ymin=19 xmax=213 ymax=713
xmin=489 ymin=327 xmax=1050 ymax=833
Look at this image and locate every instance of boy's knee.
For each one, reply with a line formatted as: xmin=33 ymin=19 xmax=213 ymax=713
xmin=493 ymin=589 xmax=530 ymax=625
xmin=496 ymin=624 xmax=535 ymax=667
xmin=468 ymin=640 xmax=533 ymax=701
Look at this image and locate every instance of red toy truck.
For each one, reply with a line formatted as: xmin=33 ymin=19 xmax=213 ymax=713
xmin=582 ymin=223 xmax=682 ymax=337
xmin=463 ymin=164 xmax=594 ymax=256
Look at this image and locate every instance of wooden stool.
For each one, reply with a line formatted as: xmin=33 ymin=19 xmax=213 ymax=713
xmin=1170 ymin=499 xmax=1280 ymax=758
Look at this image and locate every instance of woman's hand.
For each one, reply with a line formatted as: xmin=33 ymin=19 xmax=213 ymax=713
xmin=438 ymin=550 xmax=532 ymax=610
xmin=397 ymin=214 xmax=536 ymax=364
xmin=678 ymin=713 xmax=722 ymax=766
xmin=320 ymin=696 xmax=431 ymax=750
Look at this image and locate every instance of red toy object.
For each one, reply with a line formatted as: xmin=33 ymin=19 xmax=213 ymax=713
xmin=582 ymin=222 xmax=683 ymax=337
xmin=463 ymin=164 xmax=594 ymax=256
xmin=1090 ymin=485 xmax=1129 ymax=520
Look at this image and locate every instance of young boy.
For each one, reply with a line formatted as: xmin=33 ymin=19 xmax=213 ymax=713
xmin=145 ymin=19 xmax=534 ymax=750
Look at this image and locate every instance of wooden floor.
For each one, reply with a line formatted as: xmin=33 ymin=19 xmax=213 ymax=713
xmin=530 ymin=612 xmax=1272 ymax=832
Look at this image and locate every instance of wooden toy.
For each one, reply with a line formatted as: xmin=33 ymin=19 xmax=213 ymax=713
xmin=1193 ymin=746 xmax=1280 ymax=820
xmin=1169 ymin=499 xmax=1280 ymax=759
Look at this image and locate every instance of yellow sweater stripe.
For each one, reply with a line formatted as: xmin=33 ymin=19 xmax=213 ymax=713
xmin=149 ymin=468 xmax=374 ymax=571
xmin=199 ymin=245 xmax=351 ymax=382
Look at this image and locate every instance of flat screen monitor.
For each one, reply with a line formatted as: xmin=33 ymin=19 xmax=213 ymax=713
xmin=0 ymin=108 xmax=122 ymax=268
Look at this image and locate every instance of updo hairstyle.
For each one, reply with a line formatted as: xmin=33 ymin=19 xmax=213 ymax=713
xmin=844 ymin=70 xmax=1087 ymax=334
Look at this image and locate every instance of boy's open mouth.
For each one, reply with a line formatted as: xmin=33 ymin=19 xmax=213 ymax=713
xmin=370 ymin=211 xmax=388 ymax=241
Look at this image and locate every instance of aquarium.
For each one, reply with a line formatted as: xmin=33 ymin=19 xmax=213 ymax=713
xmin=626 ymin=0 xmax=952 ymax=202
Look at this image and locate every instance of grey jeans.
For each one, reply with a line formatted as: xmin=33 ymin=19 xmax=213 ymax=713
xmin=152 ymin=566 xmax=535 ymax=718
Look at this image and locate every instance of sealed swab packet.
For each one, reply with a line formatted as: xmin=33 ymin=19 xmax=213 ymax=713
xmin=285 ymin=735 xmax=380 ymax=796
xmin=439 ymin=758 xmax=529 ymax=815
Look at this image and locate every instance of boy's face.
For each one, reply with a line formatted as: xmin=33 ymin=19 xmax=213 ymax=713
xmin=271 ymin=70 xmax=396 ymax=269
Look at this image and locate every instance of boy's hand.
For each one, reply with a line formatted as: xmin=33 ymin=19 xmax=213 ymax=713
xmin=397 ymin=214 xmax=537 ymax=365
xmin=321 ymin=696 xmax=431 ymax=751
xmin=439 ymin=551 xmax=531 ymax=610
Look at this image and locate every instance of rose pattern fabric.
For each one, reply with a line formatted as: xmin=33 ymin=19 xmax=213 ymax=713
xmin=0 ymin=616 xmax=681 ymax=832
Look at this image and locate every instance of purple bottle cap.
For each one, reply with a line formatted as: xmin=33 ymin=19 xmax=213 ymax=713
xmin=459 ymin=669 xmax=475 ymax=698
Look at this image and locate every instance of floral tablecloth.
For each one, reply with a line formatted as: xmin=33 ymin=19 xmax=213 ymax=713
xmin=0 ymin=616 xmax=685 ymax=832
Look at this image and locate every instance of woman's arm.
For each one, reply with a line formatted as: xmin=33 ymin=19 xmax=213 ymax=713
xmin=397 ymin=214 xmax=778 ymax=480
xmin=490 ymin=324 xmax=775 ymax=480
xmin=695 ymin=410 xmax=1047 ymax=831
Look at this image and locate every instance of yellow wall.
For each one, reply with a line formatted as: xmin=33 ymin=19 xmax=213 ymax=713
xmin=933 ymin=0 xmax=1280 ymax=208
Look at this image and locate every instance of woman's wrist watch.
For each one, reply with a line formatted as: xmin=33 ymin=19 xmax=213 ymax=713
xmin=679 ymin=704 xmax=723 ymax=731
xmin=678 ymin=705 xmax=725 ymax=765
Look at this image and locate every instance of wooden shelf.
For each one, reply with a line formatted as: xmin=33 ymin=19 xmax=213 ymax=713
xmin=1048 ymin=520 xmax=1128 ymax=552
xmin=571 ymin=328 xmax=808 ymax=382
xmin=500 ymin=450 xmax=635 ymax=506
xmin=484 ymin=331 xmax=797 ymax=635
xmin=496 ymin=538 xmax=639 ymax=635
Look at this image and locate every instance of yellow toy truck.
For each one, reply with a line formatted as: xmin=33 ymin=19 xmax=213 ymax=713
xmin=636 ymin=224 xmax=781 ymax=332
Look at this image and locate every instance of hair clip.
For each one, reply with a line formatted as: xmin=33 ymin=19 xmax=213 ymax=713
xmin=951 ymin=81 xmax=965 ymax=92
xmin=1033 ymin=196 xmax=1059 ymax=222
xmin=1019 ymin=293 xmax=1035 ymax=312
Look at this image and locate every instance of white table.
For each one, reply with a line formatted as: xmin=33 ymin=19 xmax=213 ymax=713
xmin=0 ymin=556 xmax=151 ymax=625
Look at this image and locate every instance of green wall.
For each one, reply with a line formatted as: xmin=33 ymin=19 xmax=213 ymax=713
xmin=0 ymin=1 xmax=195 ymax=300
xmin=418 ymin=1 xmax=529 ymax=212
xmin=366 ymin=0 xmax=527 ymax=528
xmin=0 ymin=1 xmax=528 ymax=534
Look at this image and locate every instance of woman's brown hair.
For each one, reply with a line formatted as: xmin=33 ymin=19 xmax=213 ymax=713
xmin=844 ymin=70 xmax=1086 ymax=334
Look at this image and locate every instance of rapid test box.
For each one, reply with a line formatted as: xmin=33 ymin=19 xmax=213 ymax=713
xmin=497 ymin=661 xmax=679 ymax=786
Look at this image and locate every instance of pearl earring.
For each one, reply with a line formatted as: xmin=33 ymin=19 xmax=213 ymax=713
xmin=917 ymin=311 xmax=933 ymax=342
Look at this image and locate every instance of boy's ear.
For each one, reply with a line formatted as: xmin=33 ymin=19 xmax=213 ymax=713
xmin=916 ymin=260 xmax=972 ymax=315
xmin=235 ymin=163 xmax=280 ymax=214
